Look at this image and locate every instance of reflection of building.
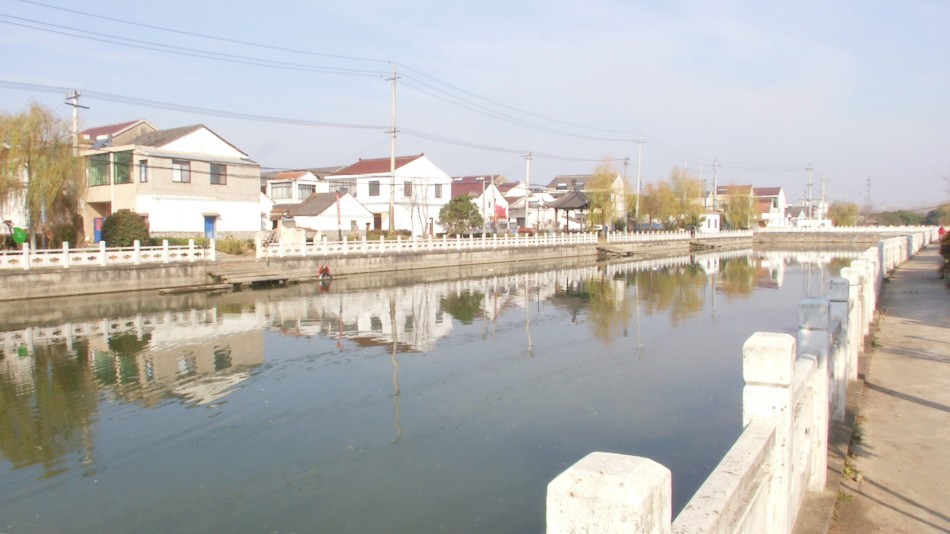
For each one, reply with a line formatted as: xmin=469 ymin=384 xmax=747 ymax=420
xmin=0 ymin=308 xmax=266 ymax=406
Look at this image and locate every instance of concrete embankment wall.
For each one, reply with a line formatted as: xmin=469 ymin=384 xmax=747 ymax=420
xmin=0 ymin=263 xmax=210 ymax=302
xmin=0 ymin=239 xmax=691 ymax=302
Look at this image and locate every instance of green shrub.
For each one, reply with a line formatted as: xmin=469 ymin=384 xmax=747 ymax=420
xmin=101 ymin=210 xmax=149 ymax=247
xmin=215 ymin=238 xmax=253 ymax=255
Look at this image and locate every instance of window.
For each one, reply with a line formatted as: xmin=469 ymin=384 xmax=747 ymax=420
xmin=113 ymin=151 xmax=132 ymax=184
xmin=369 ymin=180 xmax=380 ymax=196
xmin=138 ymin=159 xmax=148 ymax=182
xmin=434 ymin=183 xmax=442 ymax=199
xmin=210 ymin=163 xmax=227 ymax=185
xmin=172 ymin=160 xmax=191 ymax=183
xmin=298 ymin=183 xmax=316 ymax=199
xmin=404 ymin=181 xmax=413 ymax=197
xmin=271 ymin=183 xmax=292 ymax=200
xmin=88 ymin=153 xmax=109 ymax=186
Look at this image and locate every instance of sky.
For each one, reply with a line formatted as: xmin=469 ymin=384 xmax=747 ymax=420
xmin=1 ymin=0 xmax=948 ymax=211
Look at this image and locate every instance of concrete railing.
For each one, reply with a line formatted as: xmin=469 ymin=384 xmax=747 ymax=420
xmin=0 ymin=239 xmax=215 ymax=270
xmin=256 ymin=229 xmax=755 ymax=259
xmin=546 ymin=228 xmax=936 ymax=533
xmin=755 ymin=224 xmax=934 ymax=234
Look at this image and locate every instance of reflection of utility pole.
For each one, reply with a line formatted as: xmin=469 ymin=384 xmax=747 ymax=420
xmin=389 ymin=297 xmax=401 ymax=442
xmin=525 ymin=274 xmax=533 ymax=356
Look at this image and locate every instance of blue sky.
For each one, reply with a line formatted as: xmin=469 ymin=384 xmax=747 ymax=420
xmin=2 ymin=0 xmax=948 ymax=210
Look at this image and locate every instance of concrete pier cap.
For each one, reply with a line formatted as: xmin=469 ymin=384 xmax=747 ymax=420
xmin=799 ymin=297 xmax=830 ymax=330
xmin=742 ymin=332 xmax=796 ymax=386
xmin=547 ymin=451 xmax=672 ymax=534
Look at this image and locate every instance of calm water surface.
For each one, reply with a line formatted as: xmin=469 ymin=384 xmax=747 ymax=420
xmin=0 ymin=250 xmax=857 ymax=532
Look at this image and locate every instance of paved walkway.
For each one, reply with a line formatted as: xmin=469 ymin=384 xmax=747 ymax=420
xmin=828 ymin=244 xmax=950 ymax=533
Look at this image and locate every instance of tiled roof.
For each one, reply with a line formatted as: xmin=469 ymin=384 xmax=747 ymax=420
xmin=287 ymin=193 xmax=339 ymax=217
xmin=549 ymin=187 xmax=589 ymax=210
xmin=272 ymin=171 xmax=311 ymax=181
xmin=331 ymin=154 xmax=423 ymax=176
xmin=753 ymin=187 xmax=783 ymax=197
xmin=717 ymin=185 xmax=754 ymax=195
xmin=548 ymin=174 xmax=592 ymax=190
xmin=451 ymin=182 xmax=488 ymax=199
xmin=81 ymin=119 xmax=144 ymax=139
xmin=452 ymin=175 xmax=505 ymax=185
xmin=131 ymin=124 xmax=204 ymax=147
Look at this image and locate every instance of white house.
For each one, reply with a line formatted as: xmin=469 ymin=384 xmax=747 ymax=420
xmin=284 ymin=192 xmax=374 ymax=238
xmin=697 ymin=211 xmax=722 ymax=233
xmin=753 ymin=187 xmax=789 ymax=227
xmin=80 ymin=122 xmax=262 ymax=240
xmin=450 ymin=176 xmax=509 ymax=232
xmin=326 ymin=154 xmax=453 ymax=237
xmin=265 ymin=170 xmax=328 ymax=204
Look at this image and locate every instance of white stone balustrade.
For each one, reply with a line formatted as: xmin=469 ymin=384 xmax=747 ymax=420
xmin=0 ymin=239 xmax=214 ymax=270
xmin=545 ymin=227 xmax=934 ymax=533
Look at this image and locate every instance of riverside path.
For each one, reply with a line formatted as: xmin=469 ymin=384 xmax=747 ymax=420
xmin=827 ymin=244 xmax=950 ymax=533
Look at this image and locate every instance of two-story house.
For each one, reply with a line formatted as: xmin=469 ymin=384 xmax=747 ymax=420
xmin=753 ymin=187 xmax=789 ymax=227
xmin=326 ymin=154 xmax=452 ymax=237
xmin=80 ymin=122 xmax=262 ymax=241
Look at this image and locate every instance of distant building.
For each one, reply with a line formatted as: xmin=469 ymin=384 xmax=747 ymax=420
xmin=326 ymin=154 xmax=452 ymax=237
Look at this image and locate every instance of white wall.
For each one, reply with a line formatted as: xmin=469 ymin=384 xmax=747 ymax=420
xmin=138 ymin=196 xmax=262 ymax=234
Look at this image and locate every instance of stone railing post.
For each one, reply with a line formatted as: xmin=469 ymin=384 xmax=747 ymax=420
xmin=342 ymin=236 xmax=349 ymax=256
xmin=209 ymin=239 xmax=216 ymax=261
xmin=798 ymin=297 xmax=830 ymax=491
xmin=99 ymin=240 xmax=107 ymax=266
xmin=547 ymin=452 xmax=671 ymax=534
xmin=162 ymin=239 xmax=169 ymax=263
xmin=133 ymin=240 xmax=142 ymax=265
xmin=827 ymin=277 xmax=851 ymax=422
xmin=22 ymin=242 xmax=31 ymax=270
xmin=742 ymin=332 xmax=796 ymax=533
xmin=62 ymin=242 xmax=70 ymax=268
xmin=254 ymin=234 xmax=263 ymax=259
xmin=188 ymin=239 xmax=195 ymax=262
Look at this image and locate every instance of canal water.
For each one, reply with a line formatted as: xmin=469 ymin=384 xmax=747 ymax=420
xmin=0 ymin=250 xmax=857 ymax=533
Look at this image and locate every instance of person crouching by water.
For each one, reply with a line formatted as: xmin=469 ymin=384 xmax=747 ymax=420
xmin=318 ymin=265 xmax=332 ymax=279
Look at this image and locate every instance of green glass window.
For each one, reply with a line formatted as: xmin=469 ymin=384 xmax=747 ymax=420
xmin=113 ymin=151 xmax=132 ymax=184
xmin=88 ymin=153 xmax=110 ymax=186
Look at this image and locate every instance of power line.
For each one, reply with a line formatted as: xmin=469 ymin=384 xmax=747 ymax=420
xmin=15 ymin=0 xmax=389 ymax=65
xmin=1 ymin=3 xmax=816 ymax=175
xmin=0 ymin=15 xmax=385 ymax=77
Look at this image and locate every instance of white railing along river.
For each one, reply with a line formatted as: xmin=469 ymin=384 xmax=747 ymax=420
xmin=0 ymin=240 xmax=215 ymax=270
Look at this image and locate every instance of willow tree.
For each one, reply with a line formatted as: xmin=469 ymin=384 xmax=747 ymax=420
xmin=669 ymin=166 xmax=704 ymax=230
xmin=585 ymin=162 xmax=623 ymax=229
xmin=721 ymin=186 xmax=758 ymax=229
xmin=0 ymin=103 xmax=84 ymax=246
xmin=640 ymin=181 xmax=676 ymax=229
xmin=827 ymin=201 xmax=859 ymax=227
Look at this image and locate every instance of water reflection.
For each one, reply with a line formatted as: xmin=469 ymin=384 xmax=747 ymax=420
xmin=0 ymin=248 xmax=865 ymax=530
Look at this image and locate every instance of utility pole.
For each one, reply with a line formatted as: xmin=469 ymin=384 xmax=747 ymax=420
xmin=387 ymin=64 xmax=399 ymax=233
xmin=65 ymin=90 xmax=88 ymax=156
xmin=712 ymin=159 xmax=719 ymax=210
xmin=806 ymin=164 xmax=814 ymax=219
xmin=524 ymin=152 xmax=532 ymax=229
xmin=635 ymin=137 xmax=643 ymax=228
xmin=865 ymin=177 xmax=872 ymax=221
xmin=821 ymin=176 xmax=827 ymax=219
